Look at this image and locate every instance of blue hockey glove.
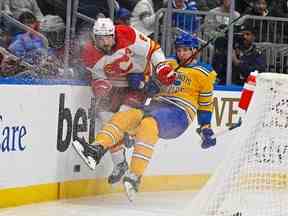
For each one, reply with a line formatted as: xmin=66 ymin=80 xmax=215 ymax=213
xmin=144 ymin=79 xmax=160 ymax=96
xmin=196 ymin=126 xmax=216 ymax=149
xmin=127 ymin=73 xmax=145 ymax=90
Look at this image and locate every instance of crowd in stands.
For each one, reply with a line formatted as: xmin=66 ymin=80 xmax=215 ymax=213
xmin=0 ymin=0 xmax=287 ymax=84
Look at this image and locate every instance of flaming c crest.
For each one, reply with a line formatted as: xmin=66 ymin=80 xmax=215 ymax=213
xmin=104 ymin=48 xmax=133 ymax=77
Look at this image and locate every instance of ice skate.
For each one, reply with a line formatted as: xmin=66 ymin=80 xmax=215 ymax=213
xmin=72 ymin=138 xmax=107 ymax=170
xmin=123 ymin=171 xmax=141 ymax=202
xmin=108 ymin=160 xmax=128 ymax=185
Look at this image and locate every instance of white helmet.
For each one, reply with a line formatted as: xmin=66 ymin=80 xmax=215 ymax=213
xmin=93 ymin=18 xmax=115 ymax=36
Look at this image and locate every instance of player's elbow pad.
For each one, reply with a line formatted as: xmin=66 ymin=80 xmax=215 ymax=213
xmin=91 ymin=79 xmax=112 ymax=97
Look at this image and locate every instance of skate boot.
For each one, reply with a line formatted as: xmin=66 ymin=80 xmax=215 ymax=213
xmin=123 ymin=171 xmax=142 ymax=202
xmin=108 ymin=160 xmax=128 ymax=184
xmin=72 ymin=137 xmax=107 ymax=170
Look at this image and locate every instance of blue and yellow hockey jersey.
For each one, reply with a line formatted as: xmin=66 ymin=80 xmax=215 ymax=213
xmin=155 ymin=58 xmax=217 ymax=125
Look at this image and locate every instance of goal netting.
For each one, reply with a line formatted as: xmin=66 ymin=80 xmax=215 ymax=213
xmin=180 ymin=73 xmax=288 ymax=216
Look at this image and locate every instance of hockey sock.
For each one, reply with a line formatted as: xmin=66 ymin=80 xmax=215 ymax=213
xmin=130 ymin=117 xmax=159 ymax=176
xmin=95 ymin=108 xmax=144 ymax=149
xmin=110 ymin=140 xmax=126 ymax=165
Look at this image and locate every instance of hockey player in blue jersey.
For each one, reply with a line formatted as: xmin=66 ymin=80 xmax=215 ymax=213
xmin=73 ymin=32 xmax=217 ymax=201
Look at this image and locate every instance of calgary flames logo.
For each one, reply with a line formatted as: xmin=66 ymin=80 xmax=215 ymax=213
xmin=104 ymin=48 xmax=133 ymax=77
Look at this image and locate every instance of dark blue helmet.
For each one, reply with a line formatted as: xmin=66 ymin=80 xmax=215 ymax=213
xmin=175 ymin=32 xmax=199 ymax=48
xmin=116 ymin=7 xmax=131 ymax=19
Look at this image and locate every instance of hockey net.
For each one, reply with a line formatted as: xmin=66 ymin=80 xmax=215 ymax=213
xmin=180 ymin=73 xmax=288 ymax=216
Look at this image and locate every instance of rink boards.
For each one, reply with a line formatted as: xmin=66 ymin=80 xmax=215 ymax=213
xmin=0 ymin=79 xmax=242 ymax=208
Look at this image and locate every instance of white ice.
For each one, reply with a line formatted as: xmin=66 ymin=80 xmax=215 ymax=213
xmin=0 ymin=191 xmax=196 ymax=216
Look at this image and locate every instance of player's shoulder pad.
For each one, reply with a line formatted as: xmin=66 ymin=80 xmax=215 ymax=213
xmin=115 ymin=25 xmax=136 ymax=47
xmin=163 ymin=56 xmax=178 ymax=67
xmin=190 ymin=61 xmax=214 ymax=76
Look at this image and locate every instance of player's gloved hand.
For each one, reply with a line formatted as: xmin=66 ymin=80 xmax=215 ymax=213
xmin=91 ymin=79 xmax=112 ymax=97
xmin=127 ymin=73 xmax=145 ymax=90
xmin=196 ymin=125 xmax=216 ymax=149
xmin=156 ymin=63 xmax=176 ymax=86
xmin=144 ymin=79 xmax=160 ymax=96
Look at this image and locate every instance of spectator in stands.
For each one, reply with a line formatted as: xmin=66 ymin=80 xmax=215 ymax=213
xmin=231 ymin=21 xmax=266 ymax=84
xmin=243 ymin=0 xmax=281 ymax=43
xmin=172 ymin=0 xmax=200 ymax=34
xmin=3 ymin=0 xmax=43 ymax=20
xmin=204 ymin=0 xmax=240 ymax=31
xmin=130 ymin=0 xmax=160 ymax=38
xmin=8 ymin=11 xmax=46 ymax=65
xmin=244 ymin=0 xmax=270 ymax=16
xmin=213 ymin=20 xmax=266 ymax=85
xmin=115 ymin=7 xmax=131 ymax=25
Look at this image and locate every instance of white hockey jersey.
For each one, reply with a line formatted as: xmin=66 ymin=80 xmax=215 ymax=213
xmin=81 ymin=25 xmax=166 ymax=87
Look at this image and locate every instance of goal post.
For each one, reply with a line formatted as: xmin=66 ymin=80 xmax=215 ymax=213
xmin=179 ymin=73 xmax=288 ymax=216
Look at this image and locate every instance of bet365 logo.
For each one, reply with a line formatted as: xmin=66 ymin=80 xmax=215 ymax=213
xmin=56 ymin=93 xmax=97 ymax=152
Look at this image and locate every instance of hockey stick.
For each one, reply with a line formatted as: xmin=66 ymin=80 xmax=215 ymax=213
xmin=211 ymin=118 xmax=242 ymax=139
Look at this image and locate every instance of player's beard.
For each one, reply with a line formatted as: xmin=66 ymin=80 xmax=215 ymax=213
xmin=99 ymin=45 xmax=113 ymax=54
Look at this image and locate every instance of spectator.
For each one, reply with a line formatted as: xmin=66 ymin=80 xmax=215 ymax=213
xmin=213 ymin=21 xmax=266 ymax=85
xmin=204 ymin=0 xmax=240 ymax=31
xmin=115 ymin=7 xmax=131 ymax=25
xmin=243 ymin=0 xmax=279 ymax=42
xmin=3 ymin=0 xmax=43 ymax=20
xmin=225 ymin=21 xmax=265 ymax=85
xmin=8 ymin=11 xmax=46 ymax=65
xmin=130 ymin=0 xmax=159 ymax=38
xmin=172 ymin=0 xmax=200 ymax=34
xmin=244 ymin=0 xmax=270 ymax=16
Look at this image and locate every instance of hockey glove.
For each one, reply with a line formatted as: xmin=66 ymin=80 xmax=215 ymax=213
xmin=155 ymin=63 xmax=176 ymax=86
xmin=91 ymin=79 xmax=112 ymax=97
xmin=127 ymin=73 xmax=145 ymax=90
xmin=144 ymin=79 xmax=161 ymax=97
xmin=196 ymin=126 xmax=216 ymax=149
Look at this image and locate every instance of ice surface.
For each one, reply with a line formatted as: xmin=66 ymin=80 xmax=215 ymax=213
xmin=0 ymin=191 xmax=196 ymax=216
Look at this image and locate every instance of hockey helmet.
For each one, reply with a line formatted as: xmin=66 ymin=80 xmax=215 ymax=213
xmin=93 ymin=18 xmax=115 ymax=36
xmin=40 ymin=15 xmax=65 ymax=48
xmin=175 ymin=32 xmax=199 ymax=49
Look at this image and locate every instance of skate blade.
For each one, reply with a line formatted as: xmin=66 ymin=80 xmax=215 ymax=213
xmin=123 ymin=181 xmax=136 ymax=202
xmin=72 ymin=140 xmax=97 ymax=170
